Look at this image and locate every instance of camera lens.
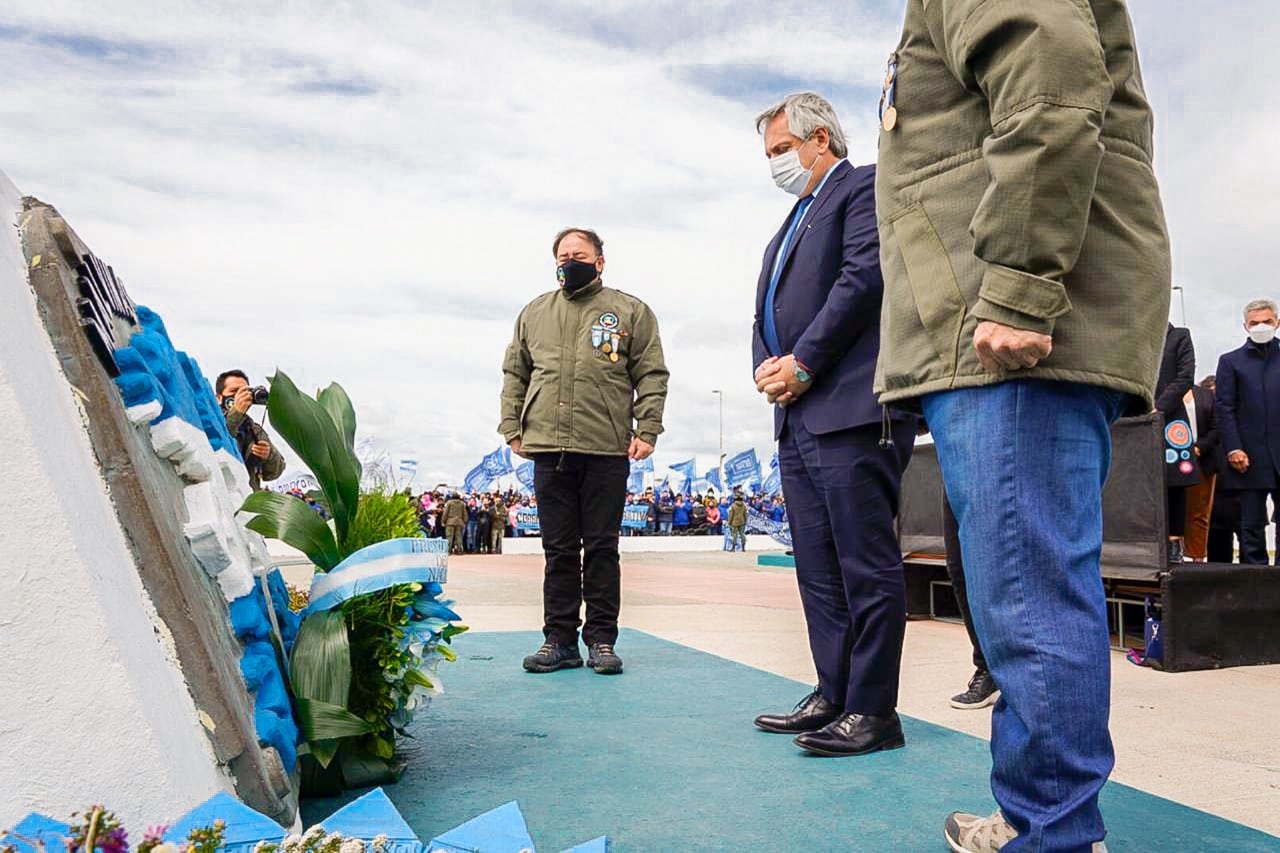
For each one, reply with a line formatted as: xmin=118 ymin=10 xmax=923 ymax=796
xmin=252 ymin=386 xmax=270 ymax=405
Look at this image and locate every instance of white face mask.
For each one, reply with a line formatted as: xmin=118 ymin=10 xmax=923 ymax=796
xmin=1249 ymin=323 xmax=1277 ymax=345
xmin=769 ymin=139 xmax=819 ymax=196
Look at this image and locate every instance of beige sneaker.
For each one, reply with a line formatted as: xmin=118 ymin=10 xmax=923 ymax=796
xmin=943 ymin=810 xmax=1109 ymax=852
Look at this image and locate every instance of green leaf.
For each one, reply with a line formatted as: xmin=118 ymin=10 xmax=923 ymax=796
xmin=437 ymin=645 xmax=457 ymax=662
xmin=404 ymin=668 xmax=434 ymax=690
xmin=308 ymin=739 xmax=339 ymax=769
xmin=442 ymin=624 xmax=469 ymax=643
xmin=241 ymin=490 xmax=341 ymax=571
xmin=372 ymin=736 xmax=396 ymax=760
xmin=295 ymin=698 xmax=376 ymax=741
xmin=317 ymin=382 xmax=357 ymax=454
xmin=291 ymin=612 xmax=352 ymax=706
xmin=265 ymin=370 xmax=362 ymax=548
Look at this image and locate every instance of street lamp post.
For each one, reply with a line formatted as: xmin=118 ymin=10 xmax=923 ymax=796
xmin=1172 ymin=285 xmax=1187 ymax=327
xmin=711 ymin=389 xmax=725 ymax=492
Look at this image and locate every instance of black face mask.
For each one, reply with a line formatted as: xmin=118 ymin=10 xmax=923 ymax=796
xmin=557 ymin=259 xmax=599 ymax=294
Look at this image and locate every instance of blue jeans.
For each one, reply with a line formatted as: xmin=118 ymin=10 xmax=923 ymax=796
xmin=922 ymin=380 xmax=1126 ymax=852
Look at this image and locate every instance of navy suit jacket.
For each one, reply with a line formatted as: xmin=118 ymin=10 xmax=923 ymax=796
xmin=1215 ymin=338 xmax=1280 ymax=490
xmin=752 ymin=160 xmax=887 ymax=439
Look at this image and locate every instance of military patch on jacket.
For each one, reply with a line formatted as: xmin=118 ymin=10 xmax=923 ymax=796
xmin=590 ymin=312 xmax=628 ymax=362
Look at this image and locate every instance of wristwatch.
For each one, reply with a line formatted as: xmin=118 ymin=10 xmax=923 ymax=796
xmin=794 ymin=360 xmax=814 ymax=384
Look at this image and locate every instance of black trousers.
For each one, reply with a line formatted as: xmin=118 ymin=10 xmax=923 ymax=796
xmin=943 ymin=497 xmax=989 ymax=673
xmin=779 ymin=418 xmax=914 ymax=715
xmin=533 ymin=452 xmax=629 ymax=646
xmin=1238 ymin=488 xmax=1280 ymax=565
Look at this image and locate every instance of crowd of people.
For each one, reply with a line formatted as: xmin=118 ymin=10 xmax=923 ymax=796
xmin=409 ymin=486 xmax=787 ymax=555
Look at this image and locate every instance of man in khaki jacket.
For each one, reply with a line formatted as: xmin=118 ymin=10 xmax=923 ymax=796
xmin=500 ymin=227 xmax=668 ymax=676
xmin=441 ymin=493 xmax=467 ymax=555
xmin=873 ymin=3 xmax=1170 ymax=851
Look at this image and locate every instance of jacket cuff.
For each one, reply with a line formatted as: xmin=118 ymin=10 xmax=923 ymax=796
xmin=791 ymin=341 xmax=828 ymax=378
xmin=973 ymin=263 xmax=1072 ymax=335
xmin=635 ymin=425 xmax=660 ymax=446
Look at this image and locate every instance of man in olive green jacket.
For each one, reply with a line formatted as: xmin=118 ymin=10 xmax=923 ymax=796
xmin=873 ymin=3 xmax=1169 ymax=851
xmin=726 ymin=494 xmax=748 ymax=552
xmin=500 ymin=226 xmax=668 ymax=676
xmin=441 ymin=493 xmax=467 ymax=555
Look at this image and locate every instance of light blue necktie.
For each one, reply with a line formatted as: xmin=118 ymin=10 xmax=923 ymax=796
xmin=762 ymin=195 xmax=814 ymax=356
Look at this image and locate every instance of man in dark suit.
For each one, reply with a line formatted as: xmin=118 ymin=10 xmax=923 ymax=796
xmin=750 ymin=92 xmax=915 ymax=756
xmin=1215 ymin=298 xmax=1280 ymax=564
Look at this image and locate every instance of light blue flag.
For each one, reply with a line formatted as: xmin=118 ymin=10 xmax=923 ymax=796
xmin=482 ymin=446 xmax=514 ymax=478
xmin=669 ymin=457 xmax=696 ymax=493
xmin=628 ymin=469 xmax=645 ymax=494
xmin=705 ymin=468 xmax=723 ymax=492
xmin=464 ymin=463 xmax=491 ymax=494
xmin=630 ymin=456 xmax=654 ymax=474
xmin=725 ymin=449 xmax=761 ymax=487
xmin=516 ymin=461 xmax=536 ymax=492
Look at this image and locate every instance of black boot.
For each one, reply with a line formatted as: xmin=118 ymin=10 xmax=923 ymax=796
xmin=754 ymin=688 xmax=841 ymax=734
xmin=522 ymin=642 xmax=583 ymax=673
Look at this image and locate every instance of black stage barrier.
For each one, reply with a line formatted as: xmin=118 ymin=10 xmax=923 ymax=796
xmin=1160 ymin=564 xmax=1280 ymax=671
xmin=898 ymin=413 xmax=1280 ymax=672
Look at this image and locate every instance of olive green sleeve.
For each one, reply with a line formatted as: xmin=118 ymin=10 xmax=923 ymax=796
xmin=498 ymin=310 xmax=532 ymax=442
xmin=926 ymin=0 xmax=1114 ymax=335
xmin=627 ymin=303 xmax=670 ymax=446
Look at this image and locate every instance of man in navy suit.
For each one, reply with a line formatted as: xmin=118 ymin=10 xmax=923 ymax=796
xmin=1215 ymin=298 xmax=1280 ymax=564
xmin=750 ymin=92 xmax=916 ymax=756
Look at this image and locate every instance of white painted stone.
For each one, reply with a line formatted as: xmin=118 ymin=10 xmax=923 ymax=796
xmin=0 ymin=170 xmax=231 ymax=827
xmin=125 ymin=400 xmax=163 ymax=425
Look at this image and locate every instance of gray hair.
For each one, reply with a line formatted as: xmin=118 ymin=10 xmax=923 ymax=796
xmin=755 ymin=92 xmax=848 ymax=159
xmin=1244 ymin=298 xmax=1278 ymax=319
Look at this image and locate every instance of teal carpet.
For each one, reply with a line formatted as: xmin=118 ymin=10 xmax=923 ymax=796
xmin=302 ymin=630 xmax=1280 ymax=852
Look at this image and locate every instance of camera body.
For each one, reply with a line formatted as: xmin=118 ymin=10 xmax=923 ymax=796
xmin=221 ymin=385 xmax=270 ymax=411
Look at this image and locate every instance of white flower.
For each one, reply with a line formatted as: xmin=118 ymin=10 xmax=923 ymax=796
xmin=338 ymin=839 xmax=365 ymax=853
xmin=303 ymin=826 xmax=326 ymax=843
xmin=153 ymin=844 xmax=182 ymax=853
xmin=371 ymin=835 xmax=389 ymax=853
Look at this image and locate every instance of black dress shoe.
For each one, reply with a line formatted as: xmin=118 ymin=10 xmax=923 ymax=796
xmin=794 ymin=711 xmax=905 ymax=756
xmin=754 ymin=688 xmax=841 ymax=734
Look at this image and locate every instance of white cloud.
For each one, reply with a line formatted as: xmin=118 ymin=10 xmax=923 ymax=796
xmin=1 ymin=1 xmax=1273 ymax=487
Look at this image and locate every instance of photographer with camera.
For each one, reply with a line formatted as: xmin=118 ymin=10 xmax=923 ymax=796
xmin=215 ymin=370 xmax=285 ymax=490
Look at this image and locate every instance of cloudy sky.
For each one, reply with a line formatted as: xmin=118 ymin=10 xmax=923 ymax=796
xmin=2 ymin=1 xmax=1277 ymax=488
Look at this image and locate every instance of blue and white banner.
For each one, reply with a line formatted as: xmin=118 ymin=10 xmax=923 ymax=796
xmin=725 ymin=449 xmax=761 ymax=488
xmin=516 ymin=461 xmax=536 ymax=492
xmin=482 ymin=446 xmax=514 ymax=478
xmin=621 ymin=505 xmax=649 ymax=529
xmin=706 ymin=468 xmax=723 ymax=492
xmin=398 ymin=458 xmax=419 ymax=480
xmin=516 ymin=506 xmax=541 ymax=533
xmin=627 ymin=469 xmax=646 ymax=494
xmin=746 ymin=506 xmax=792 ymax=548
xmin=464 ymin=463 xmax=491 ymax=494
xmin=630 ymin=457 xmax=654 ymax=474
xmin=305 ymin=537 xmax=449 ymax=615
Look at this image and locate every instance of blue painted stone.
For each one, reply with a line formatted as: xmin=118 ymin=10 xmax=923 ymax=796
xmin=320 ymin=788 xmax=421 ymax=853
xmin=163 ymin=791 xmax=285 ymax=853
xmin=5 ymin=814 xmax=70 ymax=853
xmin=427 ymin=801 xmax=535 ymax=853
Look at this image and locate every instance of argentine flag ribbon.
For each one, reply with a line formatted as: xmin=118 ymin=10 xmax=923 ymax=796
xmin=305 ymin=537 xmax=449 ymax=615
